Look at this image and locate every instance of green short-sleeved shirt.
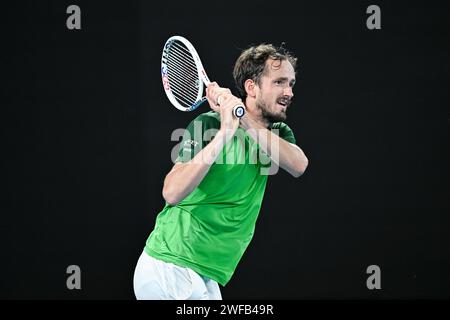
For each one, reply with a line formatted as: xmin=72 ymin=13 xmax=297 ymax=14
xmin=145 ymin=111 xmax=296 ymax=286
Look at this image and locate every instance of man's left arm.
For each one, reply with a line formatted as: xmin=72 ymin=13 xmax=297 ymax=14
xmin=240 ymin=117 xmax=308 ymax=177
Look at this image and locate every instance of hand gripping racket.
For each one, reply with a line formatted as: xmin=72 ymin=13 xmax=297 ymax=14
xmin=161 ymin=36 xmax=245 ymax=118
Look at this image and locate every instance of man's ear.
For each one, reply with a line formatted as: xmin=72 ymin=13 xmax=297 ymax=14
xmin=244 ymin=79 xmax=257 ymax=98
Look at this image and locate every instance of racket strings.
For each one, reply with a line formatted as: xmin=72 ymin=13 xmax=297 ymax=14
xmin=167 ymin=68 xmax=198 ymax=106
xmin=167 ymin=50 xmax=198 ymax=81
xmin=170 ymin=42 xmax=197 ymax=68
xmin=166 ymin=64 xmax=198 ymax=98
xmin=167 ymin=52 xmax=199 ymax=93
xmin=165 ymin=41 xmax=203 ymax=108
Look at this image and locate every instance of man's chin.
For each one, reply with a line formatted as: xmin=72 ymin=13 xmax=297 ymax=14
xmin=258 ymin=103 xmax=287 ymax=123
xmin=265 ymin=112 xmax=287 ymax=123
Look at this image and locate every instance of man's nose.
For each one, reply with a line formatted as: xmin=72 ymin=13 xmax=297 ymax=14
xmin=284 ymin=86 xmax=294 ymax=97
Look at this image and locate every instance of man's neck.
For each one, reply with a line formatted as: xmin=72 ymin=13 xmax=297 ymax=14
xmin=244 ymin=100 xmax=271 ymax=129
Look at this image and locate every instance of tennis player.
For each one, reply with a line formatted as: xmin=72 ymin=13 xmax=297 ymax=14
xmin=133 ymin=44 xmax=308 ymax=300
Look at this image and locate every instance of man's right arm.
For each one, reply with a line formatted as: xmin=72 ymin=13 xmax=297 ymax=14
xmin=162 ymin=89 xmax=241 ymax=206
xmin=162 ymin=130 xmax=227 ymax=206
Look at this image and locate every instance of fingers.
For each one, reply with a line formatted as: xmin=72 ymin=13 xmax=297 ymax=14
xmin=206 ymin=82 xmax=242 ymax=119
xmin=205 ymin=82 xmax=220 ymax=111
xmin=206 ymin=82 xmax=232 ymax=106
xmin=205 ymin=82 xmax=219 ymax=102
xmin=218 ymin=94 xmax=242 ymax=112
xmin=216 ymin=89 xmax=232 ymax=106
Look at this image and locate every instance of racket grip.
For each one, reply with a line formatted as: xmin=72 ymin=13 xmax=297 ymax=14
xmin=233 ymin=105 xmax=245 ymax=118
xmin=217 ymin=96 xmax=246 ymax=118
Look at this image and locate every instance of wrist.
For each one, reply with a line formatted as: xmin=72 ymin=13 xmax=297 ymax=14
xmin=217 ymin=127 xmax=236 ymax=142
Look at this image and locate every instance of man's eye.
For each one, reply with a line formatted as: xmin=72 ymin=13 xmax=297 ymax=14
xmin=275 ymin=80 xmax=283 ymax=85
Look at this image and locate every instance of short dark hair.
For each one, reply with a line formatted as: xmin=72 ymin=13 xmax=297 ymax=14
xmin=233 ymin=43 xmax=297 ymax=99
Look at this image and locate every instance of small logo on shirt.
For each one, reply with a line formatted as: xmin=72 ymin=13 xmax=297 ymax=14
xmin=184 ymin=140 xmax=199 ymax=147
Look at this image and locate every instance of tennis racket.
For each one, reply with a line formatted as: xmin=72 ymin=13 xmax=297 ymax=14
xmin=161 ymin=36 xmax=245 ymax=118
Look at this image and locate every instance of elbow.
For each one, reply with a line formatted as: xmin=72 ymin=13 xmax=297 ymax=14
xmin=291 ymin=155 xmax=309 ymax=178
xmin=162 ymin=184 xmax=180 ymax=206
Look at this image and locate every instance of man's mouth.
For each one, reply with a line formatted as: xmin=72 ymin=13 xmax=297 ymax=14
xmin=276 ymin=97 xmax=291 ymax=109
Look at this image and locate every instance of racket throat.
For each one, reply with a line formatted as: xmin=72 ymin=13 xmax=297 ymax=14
xmin=188 ymin=97 xmax=207 ymax=111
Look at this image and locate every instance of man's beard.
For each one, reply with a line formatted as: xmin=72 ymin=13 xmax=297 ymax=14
xmin=256 ymin=99 xmax=288 ymax=123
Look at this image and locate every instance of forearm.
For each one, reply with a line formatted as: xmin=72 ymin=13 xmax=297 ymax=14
xmin=265 ymin=131 xmax=308 ymax=177
xmin=246 ymin=124 xmax=308 ymax=177
xmin=162 ymin=130 xmax=229 ymax=205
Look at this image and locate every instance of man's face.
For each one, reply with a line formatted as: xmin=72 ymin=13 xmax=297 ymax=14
xmin=255 ymin=59 xmax=296 ymax=123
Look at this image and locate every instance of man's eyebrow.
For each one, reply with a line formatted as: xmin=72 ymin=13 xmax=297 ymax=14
xmin=273 ymin=77 xmax=296 ymax=85
xmin=274 ymin=76 xmax=296 ymax=81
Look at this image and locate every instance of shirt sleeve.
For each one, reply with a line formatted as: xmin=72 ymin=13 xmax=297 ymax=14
xmin=175 ymin=113 xmax=220 ymax=163
xmin=271 ymin=122 xmax=296 ymax=144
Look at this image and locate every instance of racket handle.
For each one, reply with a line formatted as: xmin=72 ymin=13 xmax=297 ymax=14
xmin=233 ymin=105 xmax=245 ymax=118
xmin=217 ymin=96 xmax=246 ymax=118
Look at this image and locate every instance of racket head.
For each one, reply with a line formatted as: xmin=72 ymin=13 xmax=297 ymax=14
xmin=161 ymin=36 xmax=209 ymax=112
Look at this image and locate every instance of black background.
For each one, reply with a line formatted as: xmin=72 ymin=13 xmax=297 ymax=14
xmin=2 ymin=0 xmax=449 ymax=300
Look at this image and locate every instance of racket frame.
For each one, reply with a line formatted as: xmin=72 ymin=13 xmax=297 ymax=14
xmin=161 ymin=36 xmax=210 ymax=112
xmin=161 ymin=36 xmax=245 ymax=118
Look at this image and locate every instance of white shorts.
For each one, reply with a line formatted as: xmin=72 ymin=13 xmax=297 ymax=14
xmin=133 ymin=250 xmax=222 ymax=300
